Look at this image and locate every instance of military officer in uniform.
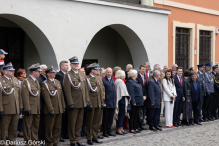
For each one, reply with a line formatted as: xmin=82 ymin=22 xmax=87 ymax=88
xmin=202 ymin=62 xmax=215 ymax=121
xmin=22 ymin=63 xmax=42 ymax=146
xmin=211 ymin=65 xmax=219 ymax=119
xmin=0 ymin=63 xmax=22 ymax=145
xmin=86 ymin=63 xmax=105 ymax=145
xmin=64 ymin=56 xmax=91 ymax=146
xmin=197 ymin=64 xmax=206 ymax=122
xmin=41 ymin=66 xmax=66 ymax=146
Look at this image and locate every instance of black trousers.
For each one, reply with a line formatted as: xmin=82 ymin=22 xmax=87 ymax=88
xmin=192 ymin=102 xmax=199 ymax=123
xmin=173 ymin=98 xmax=183 ymax=124
xmin=202 ymin=93 xmax=213 ymax=119
xmin=102 ymin=108 xmax=115 ymax=134
xmin=61 ymin=109 xmax=68 ymax=138
xmin=38 ymin=111 xmax=45 ymax=141
xmin=147 ymin=108 xmax=159 ymax=128
xmin=211 ymin=94 xmax=218 ymax=117
xmin=198 ymin=95 xmax=204 ymax=120
xmin=129 ymin=105 xmax=141 ymax=131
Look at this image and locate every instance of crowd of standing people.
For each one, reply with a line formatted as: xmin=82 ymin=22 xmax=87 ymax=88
xmin=0 ymin=48 xmax=219 ymax=146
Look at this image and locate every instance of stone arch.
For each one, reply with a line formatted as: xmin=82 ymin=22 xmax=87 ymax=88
xmin=83 ymin=24 xmax=148 ymax=69
xmin=0 ymin=14 xmax=58 ymax=69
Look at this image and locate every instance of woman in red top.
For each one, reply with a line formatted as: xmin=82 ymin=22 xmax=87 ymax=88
xmin=112 ymin=66 xmax=126 ymax=82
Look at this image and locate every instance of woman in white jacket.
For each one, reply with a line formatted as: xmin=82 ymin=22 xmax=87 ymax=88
xmin=163 ymin=69 xmax=177 ymax=128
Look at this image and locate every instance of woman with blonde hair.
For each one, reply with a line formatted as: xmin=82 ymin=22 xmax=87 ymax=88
xmin=115 ymin=70 xmax=131 ymax=135
xmin=125 ymin=64 xmax=133 ymax=80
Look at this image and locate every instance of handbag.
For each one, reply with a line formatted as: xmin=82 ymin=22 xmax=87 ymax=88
xmin=139 ymin=109 xmax=144 ymax=122
xmin=127 ymin=102 xmax=131 ymax=113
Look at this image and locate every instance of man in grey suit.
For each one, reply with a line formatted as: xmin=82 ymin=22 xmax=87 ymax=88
xmin=147 ymin=70 xmax=162 ymax=131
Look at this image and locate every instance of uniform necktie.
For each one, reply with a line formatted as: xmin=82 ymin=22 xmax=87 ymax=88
xmin=180 ymin=77 xmax=182 ymax=87
xmin=146 ymin=72 xmax=148 ymax=84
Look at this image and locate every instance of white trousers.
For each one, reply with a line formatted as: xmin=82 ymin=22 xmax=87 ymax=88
xmin=164 ymin=101 xmax=174 ymax=126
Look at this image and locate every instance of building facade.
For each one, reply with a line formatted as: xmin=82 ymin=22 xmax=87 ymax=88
xmin=0 ymin=0 xmax=169 ymax=72
xmin=154 ymin=0 xmax=219 ymax=70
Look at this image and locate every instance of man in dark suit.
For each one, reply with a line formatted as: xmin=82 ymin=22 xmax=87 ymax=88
xmin=144 ymin=62 xmax=152 ymax=85
xmin=147 ymin=70 xmax=162 ymax=131
xmin=102 ymin=67 xmax=117 ymax=137
xmin=55 ymin=60 xmax=69 ymax=142
xmin=37 ymin=64 xmax=47 ymax=142
xmin=190 ymin=72 xmax=204 ymax=125
xmin=211 ymin=65 xmax=219 ymax=119
xmin=173 ymin=67 xmax=184 ymax=127
xmin=136 ymin=65 xmax=147 ymax=130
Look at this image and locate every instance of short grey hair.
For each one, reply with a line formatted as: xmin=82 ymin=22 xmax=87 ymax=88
xmin=154 ymin=64 xmax=160 ymax=70
xmin=40 ymin=64 xmax=47 ymax=69
xmin=144 ymin=62 xmax=150 ymax=68
xmin=115 ymin=70 xmax=125 ymax=79
xmin=128 ymin=69 xmax=138 ymax=78
xmin=126 ymin=64 xmax=133 ymax=71
xmin=153 ymin=70 xmax=160 ymax=77
xmin=101 ymin=69 xmax=106 ymax=75
xmin=172 ymin=64 xmax=178 ymax=69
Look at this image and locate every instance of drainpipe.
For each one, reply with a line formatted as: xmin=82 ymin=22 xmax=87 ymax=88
xmin=141 ymin=0 xmax=154 ymax=6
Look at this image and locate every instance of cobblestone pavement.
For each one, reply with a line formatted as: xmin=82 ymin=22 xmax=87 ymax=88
xmin=16 ymin=117 xmax=219 ymax=146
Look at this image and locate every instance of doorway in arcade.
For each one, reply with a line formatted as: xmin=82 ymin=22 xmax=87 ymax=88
xmin=82 ymin=27 xmax=133 ymax=70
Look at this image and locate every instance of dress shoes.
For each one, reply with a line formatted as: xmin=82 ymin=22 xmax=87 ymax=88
xmin=138 ymin=128 xmax=142 ymax=131
xmin=177 ymin=123 xmax=182 ymax=126
xmin=140 ymin=127 xmax=147 ymax=130
xmin=122 ymin=131 xmax=128 ymax=134
xmin=199 ymin=119 xmax=204 ymax=122
xmin=107 ymin=132 xmax=116 ymax=137
xmin=81 ymin=133 xmax=85 ymax=137
xmin=208 ymin=117 xmax=213 ymax=121
xmin=194 ymin=122 xmax=202 ymax=125
xmin=129 ymin=130 xmax=137 ymax=134
xmin=190 ymin=121 xmax=194 ymax=125
xmin=116 ymin=131 xmax=124 ymax=135
xmin=92 ymin=139 xmax=103 ymax=144
xmin=203 ymin=118 xmax=209 ymax=122
xmin=158 ymin=124 xmax=163 ymax=127
xmin=98 ymin=135 xmax=104 ymax=139
xmin=70 ymin=143 xmax=78 ymax=146
xmin=186 ymin=123 xmax=191 ymax=126
xmin=17 ymin=133 xmax=23 ymax=138
xmin=102 ymin=133 xmax=109 ymax=137
xmin=87 ymin=140 xmax=93 ymax=145
xmin=135 ymin=130 xmax=141 ymax=133
xmin=155 ymin=127 xmax=162 ymax=131
xmin=59 ymin=137 xmax=65 ymax=142
xmin=76 ymin=142 xmax=85 ymax=146
xmin=173 ymin=123 xmax=178 ymax=127
xmin=149 ymin=127 xmax=158 ymax=131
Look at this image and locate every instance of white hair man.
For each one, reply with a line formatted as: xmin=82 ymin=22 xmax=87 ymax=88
xmin=172 ymin=64 xmax=178 ymax=71
xmin=147 ymin=70 xmax=162 ymax=131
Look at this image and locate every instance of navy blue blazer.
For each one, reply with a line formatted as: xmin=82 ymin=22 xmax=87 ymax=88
xmin=147 ymin=77 xmax=162 ymax=108
xmin=173 ymin=75 xmax=184 ymax=100
xmin=190 ymin=79 xmax=204 ymax=103
xmin=126 ymin=78 xmax=144 ymax=106
xmin=102 ymin=76 xmax=117 ymax=108
xmin=136 ymin=73 xmax=148 ymax=96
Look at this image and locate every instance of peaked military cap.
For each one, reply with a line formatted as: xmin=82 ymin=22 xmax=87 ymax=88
xmin=28 ymin=63 xmax=42 ymax=71
xmin=212 ymin=65 xmax=218 ymax=70
xmin=3 ymin=62 xmax=15 ymax=71
xmin=0 ymin=49 xmax=8 ymax=55
xmin=69 ymin=56 xmax=79 ymax=64
xmin=87 ymin=63 xmax=100 ymax=70
xmin=205 ymin=62 xmax=212 ymax=66
xmin=45 ymin=66 xmax=56 ymax=73
xmin=197 ymin=64 xmax=205 ymax=68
